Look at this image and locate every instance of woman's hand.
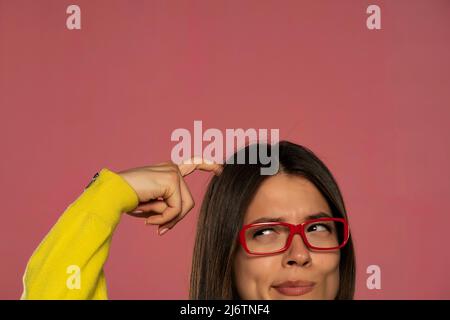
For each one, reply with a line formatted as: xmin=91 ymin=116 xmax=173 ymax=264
xmin=117 ymin=159 xmax=222 ymax=235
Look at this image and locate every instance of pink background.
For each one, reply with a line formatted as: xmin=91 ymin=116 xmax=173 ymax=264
xmin=1 ymin=0 xmax=450 ymax=299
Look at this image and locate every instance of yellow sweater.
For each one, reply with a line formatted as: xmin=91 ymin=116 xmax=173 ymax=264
xmin=21 ymin=168 xmax=139 ymax=299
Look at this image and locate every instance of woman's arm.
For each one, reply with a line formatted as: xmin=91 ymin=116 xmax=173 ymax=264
xmin=20 ymin=168 xmax=139 ymax=299
xmin=21 ymin=160 xmax=222 ymax=299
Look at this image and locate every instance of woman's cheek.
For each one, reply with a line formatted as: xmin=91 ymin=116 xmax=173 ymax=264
xmin=311 ymin=251 xmax=341 ymax=299
xmin=234 ymin=252 xmax=278 ymax=299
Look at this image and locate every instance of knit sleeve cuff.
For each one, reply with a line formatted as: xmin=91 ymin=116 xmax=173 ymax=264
xmin=69 ymin=168 xmax=139 ymax=229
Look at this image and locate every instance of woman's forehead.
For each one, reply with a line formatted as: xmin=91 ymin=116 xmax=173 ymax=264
xmin=243 ymin=174 xmax=331 ymax=224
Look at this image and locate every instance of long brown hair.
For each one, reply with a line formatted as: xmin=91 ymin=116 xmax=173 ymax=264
xmin=189 ymin=141 xmax=356 ymax=299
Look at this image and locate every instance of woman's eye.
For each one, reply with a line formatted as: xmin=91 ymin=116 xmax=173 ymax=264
xmin=253 ymin=228 xmax=274 ymax=238
xmin=307 ymin=223 xmax=330 ymax=233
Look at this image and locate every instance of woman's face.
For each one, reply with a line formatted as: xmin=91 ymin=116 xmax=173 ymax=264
xmin=233 ymin=173 xmax=340 ymax=300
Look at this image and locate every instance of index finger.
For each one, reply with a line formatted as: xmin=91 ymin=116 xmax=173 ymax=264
xmin=178 ymin=157 xmax=223 ymax=177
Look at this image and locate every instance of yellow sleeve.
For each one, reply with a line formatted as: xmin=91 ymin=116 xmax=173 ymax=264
xmin=20 ymin=168 xmax=139 ymax=300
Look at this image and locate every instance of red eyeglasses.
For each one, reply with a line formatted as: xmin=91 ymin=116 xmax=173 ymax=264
xmin=238 ymin=217 xmax=349 ymax=255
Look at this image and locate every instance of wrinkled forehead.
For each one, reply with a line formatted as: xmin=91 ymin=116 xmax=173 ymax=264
xmin=243 ymin=173 xmax=332 ymax=225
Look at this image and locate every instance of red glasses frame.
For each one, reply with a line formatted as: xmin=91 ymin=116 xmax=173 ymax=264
xmin=238 ymin=217 xmax=350 ymax=255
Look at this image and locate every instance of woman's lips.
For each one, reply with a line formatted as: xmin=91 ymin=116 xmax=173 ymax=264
xmin=273 ymin=281 xmax=316 ymax=296
xmin=274 ymin=285 xmax=315 ymax=296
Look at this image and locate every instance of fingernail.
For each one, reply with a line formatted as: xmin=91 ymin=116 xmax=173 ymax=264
xmin=159 ymin=228 xmax=169 ymax=236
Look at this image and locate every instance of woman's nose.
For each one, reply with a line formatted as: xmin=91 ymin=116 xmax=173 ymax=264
xmin=283 ymin=233 xmax=312 ymax=267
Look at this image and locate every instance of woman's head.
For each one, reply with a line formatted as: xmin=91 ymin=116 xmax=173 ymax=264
xmin=189 ymin=141 xmax=355 ymax=299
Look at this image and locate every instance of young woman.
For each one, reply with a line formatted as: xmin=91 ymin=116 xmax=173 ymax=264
xmin=21 ymin=141 xmax=355 ymax=299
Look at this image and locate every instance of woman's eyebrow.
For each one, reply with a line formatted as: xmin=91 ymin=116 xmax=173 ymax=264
xmin=249 ymin=212 xmax=332 ymax=224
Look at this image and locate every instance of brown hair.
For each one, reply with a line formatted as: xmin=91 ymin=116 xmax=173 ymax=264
xmin=189 ymin=141 xmax=356 ymax=299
